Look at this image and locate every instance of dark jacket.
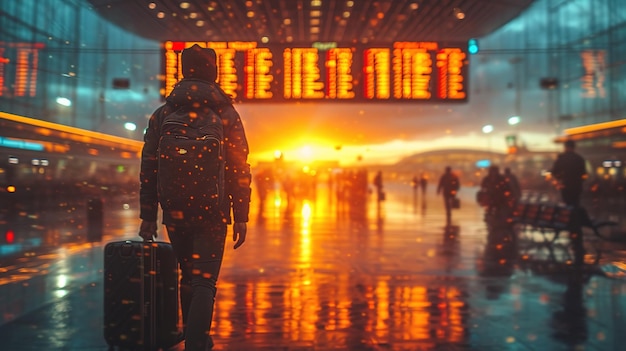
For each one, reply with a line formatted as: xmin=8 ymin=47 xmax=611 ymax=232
xmin=481 ymin=173 xmax=509 ymax=206
xmin=139 ymin=78 xmax=251 ymax=224
xmin=551 ymin=151 xmax=586 ymax=189
xmin=437 ymin=172 xmax=459 ymax=197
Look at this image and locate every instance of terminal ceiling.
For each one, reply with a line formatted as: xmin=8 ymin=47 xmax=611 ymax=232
xmin=87 ymin=0 xmax=536 ymax=44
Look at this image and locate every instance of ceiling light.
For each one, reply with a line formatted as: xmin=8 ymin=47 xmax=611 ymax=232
xmin=148 ymin=3 xmax=156 ymax=10
xmin=124 ymin=122 xmax=137 ymax=131
xmin=196 ymin=20 xmax=205 ymax=27
xmin=56 ymin=97 xmax=71 ymax=106
xmin=157 ymin=12 xmax=165 ymax=18
xmin=180 ymin=2 xmax=190 ymax=9
xmin=453 ymin=8 xmax=465 ymax=20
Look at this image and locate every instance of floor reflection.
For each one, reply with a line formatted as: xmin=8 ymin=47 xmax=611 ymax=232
xmin=0 ymin=181 xmax=625 ymax=350
xmin=211 ymin=184 xmax=475 ymax=350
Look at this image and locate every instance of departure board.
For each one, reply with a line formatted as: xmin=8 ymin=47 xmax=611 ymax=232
xmin=162 ymin=41 xmax=469 ymax=103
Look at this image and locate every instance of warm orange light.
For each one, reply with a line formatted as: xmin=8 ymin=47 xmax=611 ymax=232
xmin=0 ymin=112 xmax=143 ymax=152
xmin=564 ymin=119 xmax=626 ymax=136
xmin=7 ymin=185 xmax=16 ymax=193
xmin=613 ymin=141 xmax=626 ymax=149
xmin=299 ymin=145 xmax=313 ymax=161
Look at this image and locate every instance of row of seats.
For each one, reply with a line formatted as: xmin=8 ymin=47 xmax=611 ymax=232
xmin=510 ymin=202 xmax=579 ymax=242
xmin=510 ymin=201 xmax=617 ymax=242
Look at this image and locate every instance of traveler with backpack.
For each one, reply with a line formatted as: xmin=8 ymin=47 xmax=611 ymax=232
xmin=138 ymin=44 xmax=251 ymax=351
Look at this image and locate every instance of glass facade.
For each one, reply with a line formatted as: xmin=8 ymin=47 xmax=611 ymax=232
xmin=0 ymin=0 xmax=624 ymax=141
xmin=475 ymin=0 xmax=626 ymax=131
xmin=0 ymin=0 xmax=161 ymax=139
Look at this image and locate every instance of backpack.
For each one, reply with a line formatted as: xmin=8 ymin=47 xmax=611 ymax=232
xmin=157 ymin=105 xmax=225 ymax=223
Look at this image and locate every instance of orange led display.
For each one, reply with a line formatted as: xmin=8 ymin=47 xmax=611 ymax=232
xmin=0 ymin=48 xmax=6 ymax=97
xmin=363 ymin=48 xmax=391 ymax=99
xmin=326 ymin=48 xmax=355 ymax=99
xmin=244 ymin=48 xmax=274 ymax=99
xmin=284 ymin=48 xmax=324 ymax=99
xmin=162 ymin=41 xmax=468 ymax=103
xmin=393 ymin=47 xmax=432 ymax=99
xmin=436 ymin=48 xmax=467 ymax=100
xmin=15 ymin=48 xmax=36 ymax=97
xmin=0 ymin=43 xmax=43 ymax=98
xmin=216 ymin=48 xmax=238 ymax=98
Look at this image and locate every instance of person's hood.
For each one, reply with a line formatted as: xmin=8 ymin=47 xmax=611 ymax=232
xmin=181 ymin=44 xmax=217 ymax=82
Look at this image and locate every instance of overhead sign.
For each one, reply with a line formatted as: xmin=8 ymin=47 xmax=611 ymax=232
xmin=0 ymin=42 xmax=44 ymax=98
xmin=162 ymin=41 xmax=469 ymax=103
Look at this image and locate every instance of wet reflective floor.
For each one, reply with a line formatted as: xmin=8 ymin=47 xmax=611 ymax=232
xmin=1 ymin=182 xmax=626 ymax=350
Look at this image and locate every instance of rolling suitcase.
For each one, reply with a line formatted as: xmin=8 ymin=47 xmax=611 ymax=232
xmin=104 ymin=240 xmax=181 ymax=350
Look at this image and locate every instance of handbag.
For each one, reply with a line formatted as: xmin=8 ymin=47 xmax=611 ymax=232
xmin=452 ymin=197 xmax=461 ymax=209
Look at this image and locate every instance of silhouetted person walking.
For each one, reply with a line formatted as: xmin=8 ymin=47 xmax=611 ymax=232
xmin=437 ymin=166 xmax=460 ymax=225
xmin=373 ymin=170 xmax=385 ymax=204
xmin=139 ymin=44 xmax=251 ymax=351
xmin=420 ymin=172 xmax=428 ymax=197
xmin=551 ymin=140 xmax=587 ymax=207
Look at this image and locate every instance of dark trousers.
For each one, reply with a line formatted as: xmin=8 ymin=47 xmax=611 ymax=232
xmin=561 ymin=187 xmax=582 ymax=207
xmin=167 ymin=221 xmax=227 ymax=351
xmin=443 ymin=195 xmax=453 ymax=224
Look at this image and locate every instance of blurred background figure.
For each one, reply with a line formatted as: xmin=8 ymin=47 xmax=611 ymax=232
xmin=254 ymin=167 xmax=274 ymax=218
xmin=437 ymin=166 xmax=460 ymax=226
xmin=420 ymin=172 xmax=428 ymax=200
xmin=480 ymin=166 xmax=510 ymax=220
xmin=503 ymin=167 xmax=521 ymax=205
xmin=411 ymin=175 xmax=419 ymax=206
xmin=373 ymin=170 xmax=385 ymax=205
xmin=551 ymin=140 xmax=588 ymax=207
